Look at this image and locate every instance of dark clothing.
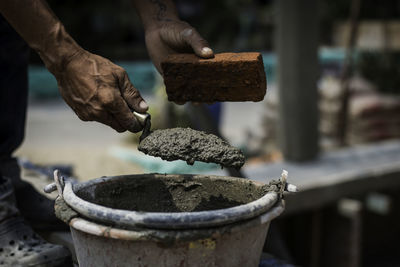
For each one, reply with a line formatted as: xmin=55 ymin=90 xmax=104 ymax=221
xmin=0 ymin=15 xmax=29 ymax=165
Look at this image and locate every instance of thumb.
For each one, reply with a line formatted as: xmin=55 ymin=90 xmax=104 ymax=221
xmin=181 ymin=28 xmax=214 ymax=59
xmin=119 ymin=71 xmax=148 ymax=113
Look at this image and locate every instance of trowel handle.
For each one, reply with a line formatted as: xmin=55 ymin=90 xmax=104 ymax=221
xmin=133 ymin=111 xmax=150 ymax=127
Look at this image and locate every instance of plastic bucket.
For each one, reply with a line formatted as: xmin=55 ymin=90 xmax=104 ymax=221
xmin=55 ymin=174 xmax=285 ymax=267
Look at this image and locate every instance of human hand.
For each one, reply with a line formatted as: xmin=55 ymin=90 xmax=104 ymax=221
xmin=54 ymin=50 xmax=148 ymax=133
xmin=145 ymin=20 xmax=214 ymax=73
xmin=0 ymin=0 xmax=147 ymax=133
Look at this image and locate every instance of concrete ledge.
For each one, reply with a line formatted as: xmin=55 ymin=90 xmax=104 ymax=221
xmin=217 ymin=140 xmax=400 ymax=215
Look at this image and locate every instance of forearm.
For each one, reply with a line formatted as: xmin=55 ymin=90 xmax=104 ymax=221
xmin=0 ymin=0 xmax=81 ymax=73
xmin=132 ymin=0 xmax=179 ymax=31
xmin=1 ymin=0 xmax=148 ymax=133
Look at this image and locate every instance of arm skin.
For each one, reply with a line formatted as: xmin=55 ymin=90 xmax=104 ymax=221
xmin=132 ymin=0 xmax=214 ymax=73
xmin=0 ymin=0 xmax=148 ymax=133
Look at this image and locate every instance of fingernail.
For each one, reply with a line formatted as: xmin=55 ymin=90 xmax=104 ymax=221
xmin=201 ymin=47 xmax=213 ymax=56
xmin=139 ymin=100 xmax=148 ymax=110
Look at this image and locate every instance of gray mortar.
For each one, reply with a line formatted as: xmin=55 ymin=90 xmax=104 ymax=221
xmin=54 ymin=196 xmax=78 ymax=224
xmin=138 ymin=127 xmax=245 ymax=169
xmin=75 ymin=175 xmax=283 ymax=213
xmin=55 ymin=176 xmax=284 ymax=227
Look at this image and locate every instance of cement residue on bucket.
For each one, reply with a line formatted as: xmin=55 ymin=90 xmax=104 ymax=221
xmin=54 ymin=196 xmax=78 ymax=223
xmin=73 ymin=175 xmax=281 ymax=214
xmin=138 ymin=127 xmax=245 ymax=169
xmin=52 ymin=173 xmax=287 ymax=267
xmin=48 ymin=169 xmax=292 ymax=267
xmin=54 ymin=175 xmax=285 ymax=226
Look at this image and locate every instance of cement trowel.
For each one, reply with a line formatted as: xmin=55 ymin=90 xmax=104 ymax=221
xmin=132 ymin=111 xmax=245 ymax=169
xmin=133 ymin=111 xmax=151 ymax=142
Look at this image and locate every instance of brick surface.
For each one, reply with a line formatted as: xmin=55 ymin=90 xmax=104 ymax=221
xmin=161 ymin=52 xmax=267 ymax=103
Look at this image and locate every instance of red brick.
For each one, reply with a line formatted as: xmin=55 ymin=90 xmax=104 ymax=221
xmin=161 ymin=52 xmax=267 ymax=103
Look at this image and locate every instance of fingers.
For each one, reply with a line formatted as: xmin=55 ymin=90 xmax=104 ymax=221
xmin=180 ymin=28 xmax=214 ymax=59
xmin=95 ymin=70 xmax=146 ymax=133
xmin=73 ymin=106 xmax=128 ymax=133
xmin=108 ymin=99 xmax=143 ymax=133
xmin=118 ymin=71 xmax=149 ymax=113
xmin=158 ymin=21 xmax=214 ymax=58
xmin=98 ymin=87 xmax=143 ymax=133
xmin=95 ymin=111 xmax=126 ymax=133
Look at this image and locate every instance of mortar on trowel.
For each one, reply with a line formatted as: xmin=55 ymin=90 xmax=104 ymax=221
xmin=132 ymin=111 xmax=245 ymax=169
xmin=43 ymin=52 xmax=296 ymax=267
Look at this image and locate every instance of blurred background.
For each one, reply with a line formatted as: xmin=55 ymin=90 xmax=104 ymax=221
xmin=16 ymin=0 xmax=400 ymax=266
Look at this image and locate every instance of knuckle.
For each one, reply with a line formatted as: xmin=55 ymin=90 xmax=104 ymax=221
xmin=99 ymin=91 xmax=116 ymax=107
xmin=103 ymin=97 xmax=115 ymax=108
xmin=87 ymin=110 xmax=101 ymax=121
xmin=175 ymin=20 xmax=190 ymax=29
xmin=130 ymin=123 xmax=142 ymax=133
xmin=76 ymin=111 xmax=90 ymax=121
xmin=114 ymin=127 xmax=126 ymax=133
xmin=119 ymin=118 xmax=137 ymax=132
xmin=181 ymin=28 xmax=193 ymax=38
xmin=197 ymin=37 xmax=208 ymax=45
xmin=72 ymin=106 xmax=91 ymax=121
xmin=119 ymin=116 xmax=141 ymax=133
xmin=115 ymin=67 xmax=126 ymax=78
xmin=124 ymin=86 xmax=140 ymax=99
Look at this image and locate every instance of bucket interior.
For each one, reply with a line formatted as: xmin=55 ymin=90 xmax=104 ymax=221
xmin=75 ymin=175 xmax=266 ymax=213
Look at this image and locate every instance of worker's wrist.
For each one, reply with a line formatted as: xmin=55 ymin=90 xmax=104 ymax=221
xmin=35 ymin=22 xmax=83 ymax=74
xmin=133 ymin=0 xmax=179 ymax=32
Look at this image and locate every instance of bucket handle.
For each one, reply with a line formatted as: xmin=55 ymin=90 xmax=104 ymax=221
xmin=43 ymin=170 xmax=65 ymax=197
xmin=44 ymin=169 xmax=298 ymax=199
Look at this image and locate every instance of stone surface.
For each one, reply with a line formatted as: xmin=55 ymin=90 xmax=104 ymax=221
xmin=161 ymin=52 xmax=266 ymax=103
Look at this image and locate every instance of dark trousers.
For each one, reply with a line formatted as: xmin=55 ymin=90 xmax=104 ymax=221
xmin=0 ymin=15 xmax=29 ymax=181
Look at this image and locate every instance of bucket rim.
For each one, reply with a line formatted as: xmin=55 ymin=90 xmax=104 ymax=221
xmin=69 ymin=199 xmax=285 ymax=242
xmin=62 ymin=174 xmax=282 ymax=230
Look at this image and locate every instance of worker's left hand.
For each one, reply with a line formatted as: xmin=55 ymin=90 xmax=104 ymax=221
xmin=144 ymin=20 xmax=214 ymax=74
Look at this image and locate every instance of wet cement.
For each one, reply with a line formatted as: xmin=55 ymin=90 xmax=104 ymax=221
xmin=138 ymin=127 xmax=245 ymax=169
xmin=53 ymin=175 xmax=284 ymax=243
xmin=55 ymin=175 xmax=283 ymax=227
xmin=54 ymin=196 xmax=78 ymax=224
xmin=76 ymin=175 xmax=282 ymax=213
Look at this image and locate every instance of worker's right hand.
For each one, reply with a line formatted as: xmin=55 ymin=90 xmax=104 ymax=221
xmin=53 ymin=49 xmax=148 ymax=133
xmin=0 ymin=0 xmax=148 ymax=133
